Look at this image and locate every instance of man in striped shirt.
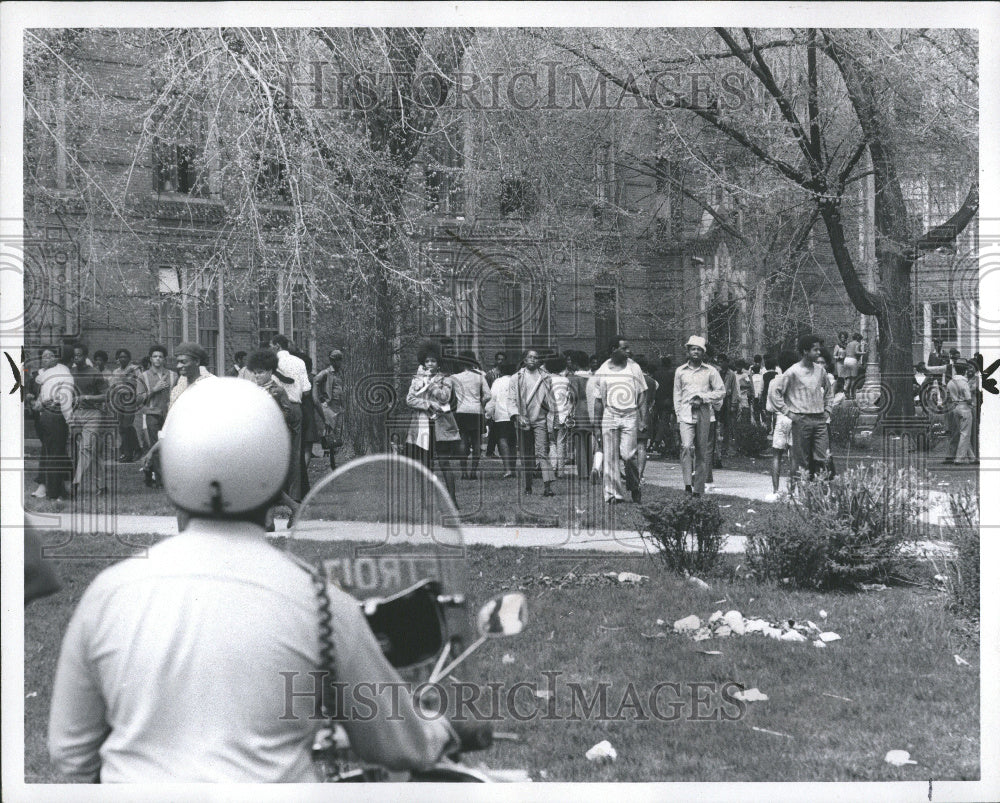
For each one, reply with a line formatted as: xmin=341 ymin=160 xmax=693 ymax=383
xmin=768 ymin=334 xmax=834 ymax=482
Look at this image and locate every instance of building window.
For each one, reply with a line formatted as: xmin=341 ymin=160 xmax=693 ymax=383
xmin=453 ymin=278 xmax=478 ymax=353
xmin=156 ymin=266 xmax=184 ymax=355
xmin=928 ymin=177 xmax=956 ymax=228
xmin=425 ymin=133 xmax=464 ymax=216
xmin=499 ymin=178 xmax=535 ymax=218
xmin=594 ymin=286 xmax=618 ymax=354
xmin=194 ymin=273 xmax=220 ymax=371
xmin=257 ymin=156 xmax=291 ymax=204
xmin=154 ymin=138 xmax=204 ymax=196
xmin=257 ymin=274 xmax=279 ymax=348
xmin=929 ymin=301 xmax=957 ymax=342
xmin=289 ymin=280 xmax=311 ymax=353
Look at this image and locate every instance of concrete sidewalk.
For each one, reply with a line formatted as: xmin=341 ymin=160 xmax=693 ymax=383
xmin=27 ymin=512 xmax=671 ymax=554
xmin=26 ymin=457 xmax=958 ymax=552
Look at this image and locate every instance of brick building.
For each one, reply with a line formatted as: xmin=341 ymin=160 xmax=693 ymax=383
xmin=23 ymin=30 xmax=977 ymax=381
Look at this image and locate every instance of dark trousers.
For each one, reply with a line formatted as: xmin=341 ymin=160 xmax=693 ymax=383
xmin=790 ymin=413 xmax=830 ymax=480
xmin=455 ymin=412 xmax=483 ymax=477
xmin=570 ymin=425 xmax=594 ymax=480
xmin=117 ymin=413 xmax=141 ymax=461
xmin=516 ymin=420 xmax=552 ymax=490
xmin=486 ymin=420 xmax=500 ymax=457
xmin=286 ymin=402 xmax=305 ymax=501
xmin=716 ymin=408 xmax=732 ymax=459
xmin=435 ymin=439 xmax=461 ymax=503
xmin=652 ymin=406 xmax=675 ymax=453
xmin=491 ymin=420 xmax=517 ymax=474
xmin=405 ymin=434 xmax=459 ymax=504
xmin=38 ymin=411 xmax=71 ymax=499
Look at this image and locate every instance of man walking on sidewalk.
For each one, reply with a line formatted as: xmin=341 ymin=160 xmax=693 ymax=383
xmin=509 ymin=349 xmax=556 ymax=496
xmin=674 ymin=336 xmax=725 ymax=496
xmin=593 ymin=348 xmax=646 ymax=503
xmin=768 ymin=334 xmax=834 ymax=483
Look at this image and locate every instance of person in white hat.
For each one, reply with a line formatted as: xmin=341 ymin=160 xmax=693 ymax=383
xmin=673 ymin=336 xmax=726 ymax=495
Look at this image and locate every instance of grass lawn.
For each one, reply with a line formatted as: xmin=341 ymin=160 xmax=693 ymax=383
xmin=24 ymin=533 xmax=979 ymax=783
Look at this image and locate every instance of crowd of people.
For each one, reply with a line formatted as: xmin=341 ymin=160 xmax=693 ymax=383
xmin=26 ymin=326 xmax=979 ymax=513
xmin=25 ymin=338 xmax=347 ymax=525
xmin=395 ymin=334 xmax=834 ymax=507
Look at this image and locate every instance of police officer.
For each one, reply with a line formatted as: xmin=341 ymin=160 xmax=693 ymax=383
xmin=49 ymin=379 xmax=454 ymax=782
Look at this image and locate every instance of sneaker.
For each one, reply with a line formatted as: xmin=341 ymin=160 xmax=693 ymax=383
xmin=764 ymin=492 xmax=780 ymax=503
xmin=631 ymin=489 xmax=642 ymax=504
xmin=31 ymin=484 xmax=47 ymax=499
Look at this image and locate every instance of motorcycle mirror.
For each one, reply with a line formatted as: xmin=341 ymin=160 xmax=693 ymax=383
xmin=476 ymin=593 xmax=528 ymax=637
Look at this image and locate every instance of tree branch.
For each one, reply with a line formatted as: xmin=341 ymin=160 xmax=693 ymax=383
xmin=546 ymin=36 xmax=815 ymax=190
xmin=913 ymin=180 xmax=978 ymax=254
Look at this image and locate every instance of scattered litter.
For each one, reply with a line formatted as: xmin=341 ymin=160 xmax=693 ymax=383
xmin=502 ymin=653 xmax=516 ymax=664
xmin=884 ymin=750 xmax=917 ymax=766
xmin=599 ymin=625 xmax=625 ymax=631
xmin=954 ymin=655 xmax=970 ymax=667
xmin=539 ymin=770 xmax=549 ymax=780
xmin=751 ymin=726 xmax=792 ymax=739
xmin=734 ymin=522 xmax=743 ymax=528
xmin=934 ymin=574 xmax=948 ymax=585
xmin=687 ymin=576 xmax=711 ymax=591
xmin=822 ymin=692 xmax=853 ymax=702
xmin=723 ymin=610 xmax=745 ymax=635
xmin=655 ymin=618 xmax=666 ymax=627
xmin=819 ymin=609 xmax=828 ymax=620
xmin=746 ymin=509 xmax=757 ymax=514
xmin=547 ymin=631 xmax=555 ymax=641
xmin=668 ymin=611 xmax=844 ymax=646
xmin=720 ymin=504 xmax=731 ymax=508
xmin=617 ymin=571 xmax=648 ymax=584
xmin=859 ymin=583 xmax=888 ymax=592
xmin=585 ymin=740 xmax=618 ymax=763
xmin=641 ymin=632 xmax=667 ymax=639
xmin=673 ymin=614 xmax=702 ymax=632
xmin=713 ymin=599 xmax=727 ymax=605
xmin=25 ymin=691 xmax=37 ymax=699
xmin=732 ymin=687 xmax=768 ymax=703
xmin=697 ymin=650 xmax=723 ymax=655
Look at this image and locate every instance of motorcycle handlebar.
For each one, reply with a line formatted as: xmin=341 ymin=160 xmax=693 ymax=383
xmin=449 ymin=719 xmax=494 ymax=753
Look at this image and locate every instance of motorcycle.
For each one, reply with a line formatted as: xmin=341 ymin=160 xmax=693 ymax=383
xmin=286 ymin=453 xmax=531 ymax=783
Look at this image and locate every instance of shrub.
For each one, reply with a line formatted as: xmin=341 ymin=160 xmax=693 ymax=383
xmin=744 ymin=464 xmax=931 ymax=590
xmin=828 ymin=401 xmax=860 ymax=447
xmin=640 ymin=495 xmax=726 ymax=575
xmin=731 ymin=417 xmax=769 ymax=457
xmin=942 ymin=489 xmax=979 ymax=618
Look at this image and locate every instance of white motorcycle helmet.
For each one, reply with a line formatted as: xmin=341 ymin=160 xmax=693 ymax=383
xmin=160 ymin=378 xmax=291 ymax=515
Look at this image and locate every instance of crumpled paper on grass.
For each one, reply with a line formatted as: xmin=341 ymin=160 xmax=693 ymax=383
xmin=585 ymin=740 xmax=617 ymax=763
xmin=884 ymin=750 xmax=917 ymax=766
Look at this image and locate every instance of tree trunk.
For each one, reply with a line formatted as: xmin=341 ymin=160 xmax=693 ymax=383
xmin=873 ymin=252 xmax=916 ymax=421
